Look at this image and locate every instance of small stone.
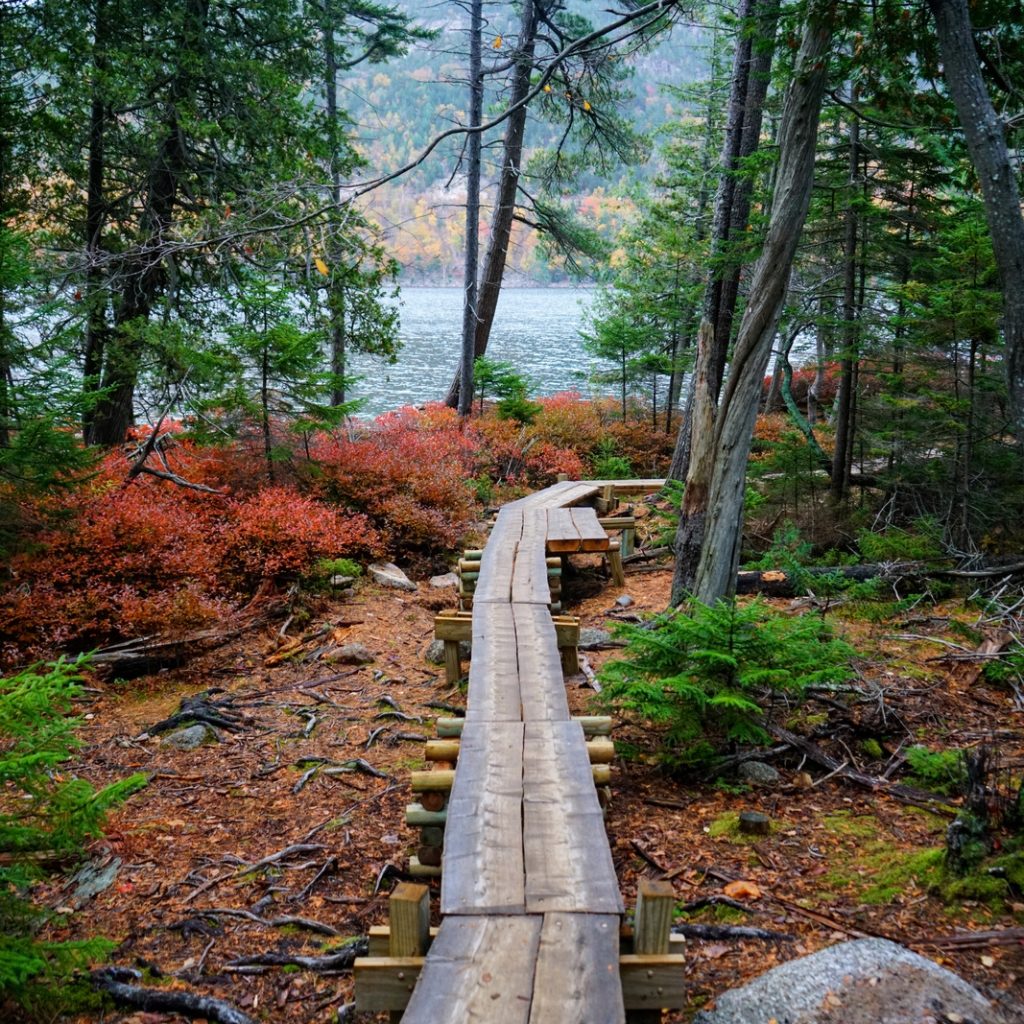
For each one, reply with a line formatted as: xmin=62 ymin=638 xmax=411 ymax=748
xmin=579 ymin=627 xmax=613 ymax=650
xmin=615 ymin=594 xmax=634 ymax=608
xmin=738 ymin=760 xmax=781 ymax=786
xmin=368 ymin=561 xmax=418 ymax=591
xmin=430 ymin=572 xmax=460 ymax=589
xmin=333 ymin=643 xmax=374 ymax=665
xmin=161 ymin=724 xmax=218 ymax=751
xmin=425 ymin=639 xmax=471 ymax=665
xmin=330 ymin=574 xmax=356 ymax=588
xmin=738 ymin=810 xmax=771 ymax=835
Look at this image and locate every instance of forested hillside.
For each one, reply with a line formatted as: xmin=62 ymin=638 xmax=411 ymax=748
xmin=349 ymin=1 xmax=709 ymax=282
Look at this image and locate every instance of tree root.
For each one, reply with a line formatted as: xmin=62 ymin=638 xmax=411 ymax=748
xmin=92 ymin=968 xmax=256 ymax=1024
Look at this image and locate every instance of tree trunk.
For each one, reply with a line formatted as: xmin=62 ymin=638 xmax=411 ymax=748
xmin=671 ymin=321 xmax=717 ymax=602
xmin=686 ymin=4 xmax=835 ymax=606
xmin=446 ymin=0 xmax=537 ymax=408
xmin=90 ymin=0 xmax=209 ymax=445
xmin=457 ymin=0 xmax=483 ymax=417
xmin=324 ymin=4 xmax=347 ymax=408
xmin=668 ymin=0 xmax=779 ymax=481
xmin=830 ymin=111 xmax=859 ymax=501
xmin=82 ymin=0 xmax=110 ymax=444
xmin=928 ymin=0 xmax=1024 ymax=444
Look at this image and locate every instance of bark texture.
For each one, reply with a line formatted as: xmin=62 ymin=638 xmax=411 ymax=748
xmin=929 ymin=0 xmax=1024 ymax=443
xmin=446 ymin=0 xmax=537 ymax=408
xmin=688 ymin=6 xmax=835 ymax=605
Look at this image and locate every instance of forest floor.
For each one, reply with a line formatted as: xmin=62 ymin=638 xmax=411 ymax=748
xmin=43 ymin=526 xmax=1024 ymax=1023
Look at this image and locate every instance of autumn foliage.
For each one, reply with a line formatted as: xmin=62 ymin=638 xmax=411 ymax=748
xmin=0 ymin=396 xmax=673 ymax=667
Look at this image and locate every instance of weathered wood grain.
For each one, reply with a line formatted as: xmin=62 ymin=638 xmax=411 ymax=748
xmin=513 ymin=604 xmax=570 ymax=722
xmin=571 ymin=506 xmax=611 ymax=552
xmin=529 ymin=913 xmax=624 ymax=1024
xmin=441 ymin=722 xmax=526 ymax=915
xmin=401 ymin=915 xmax=542 ymax=1024
xmin=523 ymin=721 xmax=622 ymax=913
xmin=466 ymin=602 xmax=521 ymax=722
xmin=474 ymin=509 xmax=523 ymax=603
xmin=545 ymin=507 xmax=581 ymax=552
xmin=513 ymin=510 xmax=553 ymax=604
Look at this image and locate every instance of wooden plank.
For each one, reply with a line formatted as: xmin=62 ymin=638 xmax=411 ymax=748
xmin=555 ymin=482 xmax=601 ymax=507
xmin=513 ymin=604 xmax=570 ymax=722
xmin=571 ymin=506 xmax=610 ymax=552
xmin=390 ymin=883 xmax=431 ymax=957
xmin=466 ymin=602 xmax=521 ymax=722
xmin=585 ymin=479 xmax=666 ymax=496
xmin=529 ymin=913 xmax=624 ymax=1024
xmin=474 ymin=509 xmax=523 ymax=603
xmin=401 ymin=915 xmax=542 ymax=1024
xmin=523 ymin=721 xmax=622 ymax=914
xmin=619 ymin=954 xmax=687 ymax=1011
xmin=504 ymin=480 xmax=577 ymax=511
xmin=512 ymin=509 xmax=552 ymax=604
xmin=441 ymin=722 xmax=526 ymax=915
xmin=353 ymin=956 xmax=423 ymax=1011
xmin=545 ymin=507 xmax=581 ymax=553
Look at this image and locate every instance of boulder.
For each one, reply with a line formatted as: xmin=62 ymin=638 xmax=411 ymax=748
xmin=161 ymin=724 xmax=218 ymax=751
xmin=694 ymin=938 xmax=1011 ymax=1024
xmin=579 ymin=627 xmax=613 ymax=650
xmin=615 ymin=594 xmax=634 ymax=608
xmin=429 ymin=572 xmax=460 ymax=589
xmin=368 ymin=561 xmax=418 ymax=591
xmin=738 ymin=760 xmax=781 ymax=786
xmin=425 ymin=639 xmax=471 ymax=665
xmin=331 ymin=643 xmax=375 ymax=665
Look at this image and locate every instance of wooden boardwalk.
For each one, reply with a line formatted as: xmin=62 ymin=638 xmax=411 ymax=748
xmin=355 ymin=480 xmax=681 ymax=1022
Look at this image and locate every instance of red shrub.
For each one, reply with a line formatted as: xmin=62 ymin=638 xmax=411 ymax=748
xmin=220 ymin=487 xmax=381 ymax=584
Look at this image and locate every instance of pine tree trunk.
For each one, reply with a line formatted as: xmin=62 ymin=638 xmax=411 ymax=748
xmin=929 ymin=0 xmax=1024 ymax=444
xmin=446 ymin=0 xmax=537 ymax=408
xmin=668 ymin=0 xmax=779 ymax=481
xmin=830 ymin=112 xmax=859 ymax=501
xmin=686 ymin=4 xmax=835 ymax=605
xmin=457 ymin=0 xmax=483 ymax=417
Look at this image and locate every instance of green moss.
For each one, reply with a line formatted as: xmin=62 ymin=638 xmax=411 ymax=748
xmin=707 ymin=810 xmax=777 ymax=843
xmin=713 ymin=904 xmax=746 ymax=923
xmin=860 ymin=738 xmax=884 ymax=760
xmin=823 ymin=811 xmax=878 ymax=838
xmin=862 ymin=848 xmax=944 ymax=904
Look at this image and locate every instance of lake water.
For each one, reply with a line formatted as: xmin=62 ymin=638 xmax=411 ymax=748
xmin=346 ymin=286 xmax=607 ymax=416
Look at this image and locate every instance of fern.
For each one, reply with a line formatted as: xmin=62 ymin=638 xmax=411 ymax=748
xmin=0 ymin=658 xmax=147 ymax=1012
xmin=599 ymin=599 xmax=855 ymax=767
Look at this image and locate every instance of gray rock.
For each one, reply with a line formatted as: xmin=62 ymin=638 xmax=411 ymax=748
xmin=368 ymin=561 xmax=417 ymax=591
xmin=330 ymin=574 xmax=356 ymax=588
xmin=425 ymin=639 xmax=471 ymax=665
xmin=430 ymin=572 xmax=460 ymax=589
xmin=738 ymin=760 xmax=781 ymax=786
xmin=161 ymin=724 xmax=218 ymax=751
xmin=69 ymin=857 xmax=122 ymax=908
xmin=579 ymin=627 xmax=613 ymax=650
xmin=694 ymin=938 xmax=1011 ymax=1024
xmin=332 ymin=643 xmax=375 ymax=665
xmin=615 ymin=594 xmax=634 ymax=608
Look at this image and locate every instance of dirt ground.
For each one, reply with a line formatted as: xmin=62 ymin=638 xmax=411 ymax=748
xmin=36 ymin=526 xmax=1024 ymax=1023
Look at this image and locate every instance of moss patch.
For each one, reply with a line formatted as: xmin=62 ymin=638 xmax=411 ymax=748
xmin=707 ymin=810 xmax=778 ymax=843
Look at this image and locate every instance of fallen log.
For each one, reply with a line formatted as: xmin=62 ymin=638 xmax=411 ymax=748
xmin=736 ymin=558 xmax=1024 ymax=597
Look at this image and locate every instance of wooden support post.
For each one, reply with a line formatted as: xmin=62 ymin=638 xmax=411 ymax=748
xmin=560 ymin=640 xmax=578 ymax=676
xmin=389 ymin=883 xmax=430 ymax=957
xmin=387 ymin=883 xmax=431 ymax=1022
xmin=628 ymin=879 xmax=677 ymax=1023
xmin=608 ymin=539 xmax=626 ymax=587
xmin=443 ymin=640 xmax=461 ymax=686
xmin=622 ymin=526 xmax=635 ymax=558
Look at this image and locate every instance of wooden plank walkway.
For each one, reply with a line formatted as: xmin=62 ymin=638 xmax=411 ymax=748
xmin=356 ymin=480 xmax=685 ymax=1022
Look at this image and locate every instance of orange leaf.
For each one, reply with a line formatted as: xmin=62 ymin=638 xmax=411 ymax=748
xmin=492 ymin=35 xmax=502 ymax=49
xmin=723 ymin=880 xmax=761 ymax=900
xmin=314 ymin=257 xmax=330 ymax=276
